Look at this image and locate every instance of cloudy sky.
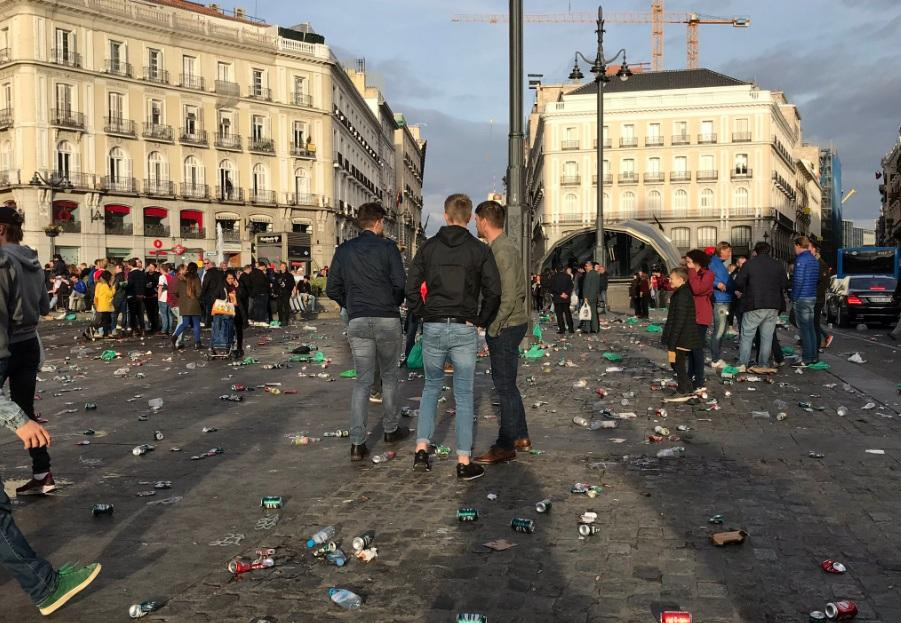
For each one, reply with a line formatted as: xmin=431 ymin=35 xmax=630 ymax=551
xmin=226 ymin=0 xmax=899 ymax=233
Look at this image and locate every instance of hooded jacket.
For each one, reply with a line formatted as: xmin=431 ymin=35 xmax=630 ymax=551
xmin=405 ymin=225 xmax=501 ymax=327
xmin=3 ymin=244 xmax=50 ymax=347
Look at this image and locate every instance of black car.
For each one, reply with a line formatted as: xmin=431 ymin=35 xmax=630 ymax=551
xmin=825 ymin=274 xmax=900 ymax=327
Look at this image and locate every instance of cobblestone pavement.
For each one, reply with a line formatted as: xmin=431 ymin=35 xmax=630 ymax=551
xmin=0 ymin=310 xmax=899 ymax=622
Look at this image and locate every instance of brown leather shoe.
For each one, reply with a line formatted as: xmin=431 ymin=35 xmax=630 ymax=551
xmin=514 ymin=438 xmax=532 ymax=452
xmin=473 ymin=446 xmax=516 ymax=465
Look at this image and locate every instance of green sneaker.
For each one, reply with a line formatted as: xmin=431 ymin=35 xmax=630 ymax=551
xmin=38 ymin=562 xmax=101 ymax=616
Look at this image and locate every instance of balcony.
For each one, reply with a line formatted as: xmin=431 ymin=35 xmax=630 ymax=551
xmin=214 ymin=80 xmax=240 ymax=96
xmin=670 ymin=171 xmax=692 ymax=182
xmin=698 ymin=133 xmax=717 ymax=144
xmin=104 ymin=116 xmax=136 ymax=137
xmin=105 ymin=222 xmax=133 ymax=236
xmin=101 ymin=176 xmax=137 ymax=194
xmin=0 ymin=108 xmax=11 ymax=130
xmin=144 ymin=223 xmax=170 ymax=237
xmin=292 ymin=92 xmax=313 ymax=107
xmin=560 ymin=175 xmax=581 ymax=185
xmin=54 ymin=219 xmax=81 ymax=233
xmin=214 ymin=133 xmax=242 ymax=151
xmin=180 ymin=182 xmax=209 ymax=201
xmin=179 ymin=128 xmax=208 ymax=146
xmin=215 ymin=186 xmax=244 ymax=203
xmin=144 ymin=179 xmax=175 ymax=197
xmin=618 ymin=172 xmax=639 ymax=184
xmin=557 ymin=213 xmax=585 ymax=225
xmin=249 ymin=189 xmax=276 ymax=205
xmin=561 ymin=140 xmax=580 ymax=150
xmin=104 ymin=59 xmax=133 ymax=78
xmin=0 ymin=48 xmax=10 ymax=64
xmin=643 ymin=172 xmax=665 ymax=183
xmin=732 ymin=132 xmax=752 ymax=142
xmin=696 ymin=170 xmax=719 ymax=181
xmin=285 ymin=193 xmax=320 ymax=207
xmin=671 ymin=134 xmax=690 ymax=145
xmin=0 ymin=169 xmax=19 ymax=188
xmin=619 ymin=137 xmax=638 ymax=148
xmin=142 ymin=122 xmax=173 ymax=142
xmin=645 ymin=136 xmax=664 ymax=147
xmin=143 ymin=67 xmax=169 ymax=85
xmin=290 ymin=142 xmax=316 ymax=158
xmin=180 ymin=227 xmax=206 ymax=239
xmin=248 ymin=87 xmax=272 ymax=101
xmin=731 ymin=168 xmax=753 ymax=179
xmin=43 ymin=170 xmax=94 ymax=190
xmin=50 ymin=48 xmax=81 ymax=68
xmin=592 ymin=138 xmax=612 ymax=148
xmin=591 ymin=174 xmax=613 ymax=185
xmin=219 ymin=227 xmax=241 ymax=243
xmin=179 ymin=74 xmax=205 ymax=91
xmin=50 ymin=108 xmax=85 ymax=130
xmin=249 ymin=138 xmax=275 ymax=154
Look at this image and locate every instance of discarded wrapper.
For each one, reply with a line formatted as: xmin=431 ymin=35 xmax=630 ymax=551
xmin=483 ymin=539 xmax=516 ymax=551
xmin=355 ymin=547 xmax=378 ymax=562
xmin=710 ymin=530 xmax=747 ymax=546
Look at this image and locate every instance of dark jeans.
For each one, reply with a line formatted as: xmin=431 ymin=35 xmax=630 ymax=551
xmin=486 ymin=323 xmax=529 ymax=450
xmin=814 ymin=301 xmax=829 ymax=345
xmin=126 ymin=297 xmax=145 ymax=332
xmin=0 ymin=482 xmax=58 ymax=604
xmin=277 ymin=296 xmax=291 ymax=325
xmin=403 ymin=312 xmax=420 ymax=361
xmin=234 ymin=308 xmax=244 ymax=351
xmin=687 ymin=324 xmax=707 ymax=389
xmin=144 ymin=297 xmax=159 ymax=332
xmin=553 ymin=299 xmax=574 ymax=333
xmin=95 ymin=311 xmax=113 ymax=336
xmin=636 ymin=296 xmax=650 ymax=318
xmin=250 ymin=294 xmax=269 ymax=323
xmin=672 ymin=349 xmax=692 ymax=394
xmin=0 ymin=338 xmax=50 ymax=474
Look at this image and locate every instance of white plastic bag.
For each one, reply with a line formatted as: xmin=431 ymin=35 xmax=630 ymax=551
xmin=578 ymin=302 xmax=592 ymax=321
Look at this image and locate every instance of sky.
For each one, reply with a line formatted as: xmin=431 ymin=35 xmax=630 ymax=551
xmin=224 ymin=0 xmax=900 ymax=234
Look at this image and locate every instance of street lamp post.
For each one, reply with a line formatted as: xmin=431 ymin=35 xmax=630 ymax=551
xmin=569 ymin=6 xmax=631 ymax=266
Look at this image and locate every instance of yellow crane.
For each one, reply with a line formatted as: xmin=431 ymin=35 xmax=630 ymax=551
xmin=451 ymin=0 xmax=750 ymax=71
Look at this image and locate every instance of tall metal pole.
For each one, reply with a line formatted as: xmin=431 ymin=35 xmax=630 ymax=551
xmin=507 ymin=0 xmax=524 ymax=256
xmin=594 ymin=7 xmax=606 ymax=266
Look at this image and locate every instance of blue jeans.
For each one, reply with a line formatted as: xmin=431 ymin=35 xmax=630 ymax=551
xmin=346 ymin=317 xmax=402 ymax=445
xmin=173 ymin=314 xmax=201 ymax=344
xmin=794 ymin=298 xmax=818 ymax=363
xmin=486 ymin=323 xmax=528 ymax=451
xmin=709 ymin=302 xmax=731 ymax=361
xmin=739 ymin=308 xmax=778 ymax=366
xmin=158 ymin=301 xmax=173 ymax=334
xmin=418 ymin=322 xmax=478 ymax=457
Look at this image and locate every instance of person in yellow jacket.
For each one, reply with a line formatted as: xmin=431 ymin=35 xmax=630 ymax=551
xmin=92 ymin=270 xmax=115 ymax=337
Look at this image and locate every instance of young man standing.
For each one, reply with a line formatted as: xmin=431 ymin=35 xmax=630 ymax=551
xmin=809 ymin=239 xmax=833 ymax=349
xmin=405 ymin=194 xmax=501 ymax=480
xmin=733 ymin=241 xmax=788 ymax=371
xmin=247 ymin=261 xmax=270 ymax=326
xmin=548 ymin=266 xmax=575 ymax=334
xmin=709 ymin=242 xmax=735 ymax=368
xmin=596 ymin=264 xmax=609 ymax=314
xmin=328 ymin=203 xmax=410 ymax=461
xmin=274 ymin=262 xmax=295 ymax=326
xmin=473 ymin=201 xmax=530 ymax=465
xmin=143 ymin=262 xmax=160 ymax=334
xmin=791 ymin=235 xmax=820 ymax=367
xmin=580 ymin=260 xmax=601 ymax=333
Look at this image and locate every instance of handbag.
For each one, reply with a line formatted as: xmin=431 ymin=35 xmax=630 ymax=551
xmin=212 ymin=298 xmax=236 ymax=316
xmin=578 ymin=301 xmax=592 ymax=321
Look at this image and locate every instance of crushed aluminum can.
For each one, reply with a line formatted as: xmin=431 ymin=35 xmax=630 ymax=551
xmin=219 ymin=394 xmax=244 ymax=402
xmin=535 ymin=499 xmax=552 ymax=513
xmin=824 ymin=600 xmax=858 ymax=620
xmin=821 ymin=559 xmax=847 ymax=574
xmin=510 ymin=518 xmax=535 ymax=534
xmin=660 ymin=612 xmax=692 ymax=623
xmin=91 ymin=503 xmax=114 ymax=516
xmin=655 ymin=408 xmax=667 ymax=418
xmin=808 ymin=451 xmax=824 ymax=459
xmin=311 ymin=541 xmax=337 ymax=558
xmin=261 ymin=496 xmax=283 ymax=510
xmin=457 ymin=614 xmax=488 ymax=623
xmin=578 ymin=523 xmax=601 ymax=536
xmin=84 ymin=403 xmax=97 ymax=410
xmin=132 ymin=444 xmax=154 ymax=456
xmin=154 ymin=481 xmax=172 ymax=489
xmin=708 ymin=514 xmax=725 ymax=524
xmin=457 ymin=507 xmax=478 ymax=522
xmin=202 ymin=426 xmax=218 ymax=433
xmin=808 ymin=611 xmax=826 ymax=622
xmin=154 ymin=430 xmax=164 ymax=441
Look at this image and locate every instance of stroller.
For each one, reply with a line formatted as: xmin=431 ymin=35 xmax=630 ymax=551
xmin=208 ymin=313 xmax=236 ymax=359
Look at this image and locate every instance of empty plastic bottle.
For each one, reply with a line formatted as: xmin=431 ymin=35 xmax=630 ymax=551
xmin=148 ymin=398 xmax=163 ymax=411
xmin=129 ymin=600 xmax=161 ymax=618
xmin=837 ymin=406 xmax=849 ymax=417
xmin=656 ymin=447 xmax=686 ymax=458
xmin=326 ymin=549 xmax=348 ymax=567
xmin=306 ymin=525 xmax=336 ymax=548
xmin=328 ymin=587 xmax=362 ymax=610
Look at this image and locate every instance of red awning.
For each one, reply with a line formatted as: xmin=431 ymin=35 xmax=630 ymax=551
xmin=144 ymin=207 xmax=167 ymax=219
xmin=105 ymin=204 xmax=131 ymax=215
xmin=180 ymin=210 xmax=204 ymax=226
xmin=52 ymin=200 xmax=79 ymax=221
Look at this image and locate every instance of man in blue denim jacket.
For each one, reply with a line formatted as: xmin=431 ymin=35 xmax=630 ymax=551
xmin=708 ymin=242 xmax=735 ymax=368
xmin=791 ymin=235 xmax=821 ymax=366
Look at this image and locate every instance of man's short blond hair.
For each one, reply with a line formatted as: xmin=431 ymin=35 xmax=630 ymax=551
xmin=444 ymin=193 xmax=472 ymax=224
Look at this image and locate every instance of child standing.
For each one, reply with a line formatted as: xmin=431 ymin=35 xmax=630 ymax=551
xmin=661 ymin=267 xmax=702 ymax=402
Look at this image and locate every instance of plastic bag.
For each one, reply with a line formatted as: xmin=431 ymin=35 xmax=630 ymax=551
xmin=211 ymin=299 xmax=235 ymax=316
xmin=406 ymin=337 xmax=423 ymax=369
xmin=524 ymin=345 xmax=545 ymax=359
xmin=339 ymin=369 xmax=357 ymax=378
xmin=602 ymin=352 xmax=623 ymax=362
xmin=646 ymin=324 xmax=663 ymax=333
xmin=532 ymin=324 xmax=543 ymax=341
xmin=578 ymin=302 xmax=591 ymax=322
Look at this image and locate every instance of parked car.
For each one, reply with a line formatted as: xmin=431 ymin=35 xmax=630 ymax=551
xmin=825 ymin=274 xmax=900 ymax=327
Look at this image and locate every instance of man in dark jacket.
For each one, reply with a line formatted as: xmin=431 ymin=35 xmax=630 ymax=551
xmin=274 ymin=262 xmax=295 ymax=326
xmin=733 ymin=241 xmax=788 ymax=370
xmin=247 ymin=261 xmax=270 ymax=325
xmin=596 ymin=264 xmax=609 ymax=313
xmin=143 ymin=262 xmax=160 ymax=333
xmin=125 ymin=258 xmax=146 ymax=336
xmin=328 ymin=203 xmax=409 ymax=462
xmin=662 ymin=266 xmax=701 ymax=401
xmin=581 ymin=260 xmax=601 ymax=333
xmin=791 ymin=235 xmax=820 ymax=366
xmin=405 ymin=193 xmax=501 ymax=480
xmin=200 ymin=260 xmax=226 ymax=325
xmin=809 ymin=239 xmax=833 ymax=349
xmin=547 ymin=266 xmax=575 ymax=334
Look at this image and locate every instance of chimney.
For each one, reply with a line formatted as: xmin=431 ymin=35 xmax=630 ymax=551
xmin=235 ymin=7 xmax=245 ymax=18
xmin=356 ymin=58 xmax=366 ymax=74
xmin=210 ymin=3 xmax=220 ymax=11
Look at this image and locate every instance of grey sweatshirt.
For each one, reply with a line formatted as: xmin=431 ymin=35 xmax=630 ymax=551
xmin=2 ymin=244 xmax=50 ymax=345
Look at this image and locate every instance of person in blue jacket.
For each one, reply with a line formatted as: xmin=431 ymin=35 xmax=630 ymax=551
xmin=791 ymin=235 xmax=821 ymax=366
xmin=708 ymin=242 xmax=735 ymax=368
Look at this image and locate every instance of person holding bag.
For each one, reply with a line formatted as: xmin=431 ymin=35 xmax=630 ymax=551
xmin=661 ymin=267 xmax=702 ymax=402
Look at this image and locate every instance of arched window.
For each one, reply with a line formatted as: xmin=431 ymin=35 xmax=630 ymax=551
xmin=563 ymin=160 xmax=578 ymax=184
xmin=147 ymin=151 xmax=165 ymax=183
xmin=252 ymin=163 xmax=267 ymax=193
xmin=734 ymin=187 xmax=749 ymax=215
xmin=731 ymin=225 xmax=752 ymax=250
xmin=108 ymin=147 xmax=126 ymax=182
xmin=700 ymin=188 xmax=715 ymax=215
xmin=673 ymin=189 xmax=687 ymax=212
xmin=184 ymin=156 xmax=202 ymax=186
xmin=218 ymin=159 xmax=236 ymax=199
xmin=295 ymin=167 xmax=310 ymax=199
xmin=671 ymin=227 xmax=690 ymax=250
xmin=647 ymin=190 xmax=662 ymax=212
xmin=56 ymin=140 xmax=73 ymax=176
xmin=621 ymin=191 xmax=635 ymax=218
xmin=562 ymin=192 xmax=578 ymax=217
xmin=698 ymin=226 xmax=718 ymax=248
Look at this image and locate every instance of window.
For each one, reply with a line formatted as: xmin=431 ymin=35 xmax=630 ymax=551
xmin=673 ymin=189 xmax=688 ymax=211
xmin=108 ymin=147 xmax=127 ymax=182
xmin=218 ymin=110 xmax=232 ymax=136
xmin=293 ymin=121 xmax=305 ymax=146
xmin=735 ymin=118 xmax=748 ymax=133
xmin=295 ymin=168 xmax=309 ymax=197
xmin=251 ymin=115 xmax=265 ymax=141
xmin=56 ymin=141 xmax=73 ymax=175
xmin=731 ymin=225 xmax=752 ymax=248
xmin=734 ymin=187 xmax=749 ymax=214
xmin=674 ymin=156 xmax=687 ymax=172
xmin=0 ymin=28 xmax=8 ymax=52
xmin=294 ymin=76 xmax=305 ymax=94
xmin=182 ymin=55 xmax=196 ymax=77
xmin=700 ymin=188 xmax=715 ymax=215
xmin=621 ymin=158 xmax=634 ymax=173
xmin=252 ymin=68 xmax=264 ymax=95
xmin=622 ymin=124 xmax=634 ymax=139
xmin=562 ymin=192 xmax=577 ymax=215
xmin=648 ymin=123 xmax=660 ymax=138
xmin=701 ymin=120 xmax=713 ymax=135
xmin=184 ymin=105 xmax=198 ymax=134
xmin=0 ymin=140 xmax=9 ymax=172
xmin=565 ymin=127 xmax=577 ymax=140
xmin=603 ymin=159 xmax=609 ymax=175
xmin=252 ymin=163 xmax=267 ymax=193
xmin=648 ymin=157 xmax=661 ymax=173
xmin=55 ymin=83 xmax=72 ymax=112
xmin=55 ymin=28 xmax=75 ymax=61
xmin=109 ymin=40 xmax=123 ymax=66
xmin=147 ymin=151 xmax=165 ymax=182
xmin=184 ymin=155 xmax=202 ymax=185
xmin=734 ymin=153 xmax=748 ymax=174
xmin=647 ymin=190 xmax=662 ymax=212
xmin=671 ymin=227 xmax=690 ymax=249
xmin=674 ymin=121 xmax=687 ymax=136
xmin=149 ymin=99 xmax=163 ymax=125
xmin=621 ymin=192 xmax=635 ymax=217
xmin=697 ymin=226 xmax=718 ymax=248
xmin=147 ymin=48 xmax=162 ymax=78
xmin=3 ymin=83 xmax=10 ymax=109
xmin=108 ymin=92 xmax=123 ymax=120
xmin=217 ymin=61 xmax=231 ymax=82
xmin=700 ymin=154 xmax=714 ymax=172
xmin=218 ymin=159 xmax=236 ymax=195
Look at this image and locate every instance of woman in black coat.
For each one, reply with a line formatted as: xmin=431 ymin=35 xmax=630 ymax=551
xmin=662 ymin=267 xmax=702 ymax=399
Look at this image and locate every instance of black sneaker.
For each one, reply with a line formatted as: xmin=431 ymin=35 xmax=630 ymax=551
xmin=412 ymin=449 xmax=431 ymax=472
xmin=384 ymin=426 xmax=411 ymax=443
xmin=456 ymin=462 xmax=485 ymax=481
xmin=350 ymin=443 xmax=368 ymax=462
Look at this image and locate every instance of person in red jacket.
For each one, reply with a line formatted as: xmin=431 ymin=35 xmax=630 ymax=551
xmin=685 ymin=249 xmax=714 ymax=391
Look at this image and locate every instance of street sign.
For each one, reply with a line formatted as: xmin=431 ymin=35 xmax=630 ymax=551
xmin=204 ymin=251 xmax=218 ymax=258
xmin=152 ymin=239 xmax=163 ymax=249
xmin=173 ymin=244 xmax=186 ymax=255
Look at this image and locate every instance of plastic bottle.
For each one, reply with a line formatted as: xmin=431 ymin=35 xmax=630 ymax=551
xmin=656 ymin=447 xmax=685 ymax=458
xmin=328 ymin=587 xmax=362 ymax=610
xmin=837 ymin=406 xmax=848 ymax=417
xmin=306 ymin=525 xmax=336 ymax=548
xmin=326 ymin=549 xmax=348 ymax=567
xmin=129 ymin=600 xmax=161 ymax=618
xmin=148 ymin=398 xmax=163 ymax=411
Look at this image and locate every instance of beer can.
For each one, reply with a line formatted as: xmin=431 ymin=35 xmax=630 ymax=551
xmin=535 ymin=499 xmax=552 ymax=513
xmin=578 ymin=523 xmax=601 ymax=537
xmin=312 ymin=541 xmax=337 ymax=558
xmin=260 ymin=496 xmax=282 ymax=510
xmin=154 ymin=430 xmax=164 ymax=441
xmin=351 ymin=530 xmax=374 ymax=552
xmin=808 ymin=612 xmax=826 ymax=623
xmin=457 ymin=507 xmax=479 ymax=522
xmin=457 ymin=614 xmax=488 ymax=623
xmin=84 ymin=403 xmax=97 ymax=410
xmin=92 ymin=503 xmax=114 ymax=516
xmin=510 ymin=518 xmax=535 ymax=533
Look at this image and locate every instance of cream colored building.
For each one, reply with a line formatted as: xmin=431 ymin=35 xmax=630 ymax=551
xmin=526 ymin=68 xmax=822 ymax=264
xmin=0 ymin=0 xmax=426 ymax=272
xmin=393 ymin=114 xmax=426 ymax=260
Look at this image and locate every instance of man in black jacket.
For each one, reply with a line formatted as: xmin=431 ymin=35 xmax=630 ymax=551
xmin=143 ymin=262 xmax=160 ymax=334
xmin=125 ymin=258 xmax=146 ymax=336
xmin=200 ymin=261 xmax=226 ymax=326
xmin=733 ymin=241 xmax=788 ymax=371
xmin=274 ymin=262 xmax=295 ymax=326
xmin=247 ymin=261 xmax=270 ymax=325
xmin=547 ymin=266 xmax=574 ymax=334
xmin=328 ymin=203 xmax=410 ymax=462
xmin=405 ymin=193 xmax=501 ymax=480
xmin=662 ymin=267 xmax=701 ymax=401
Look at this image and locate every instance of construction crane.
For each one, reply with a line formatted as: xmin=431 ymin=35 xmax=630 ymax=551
xmin=452 ymin=1 xmax=750 ymax=71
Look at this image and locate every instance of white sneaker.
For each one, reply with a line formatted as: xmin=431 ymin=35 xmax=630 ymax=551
xmin=735 ymin=365 xmax=747 ymax=373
